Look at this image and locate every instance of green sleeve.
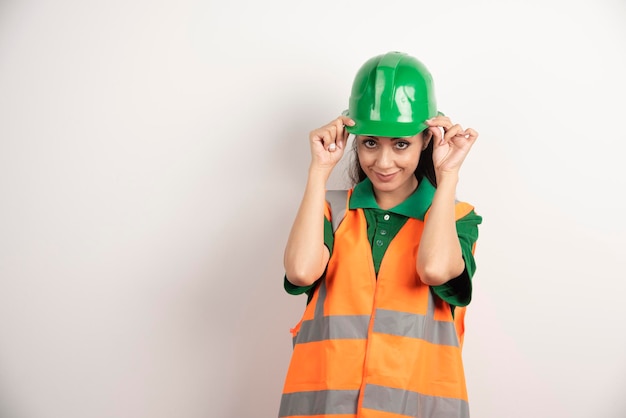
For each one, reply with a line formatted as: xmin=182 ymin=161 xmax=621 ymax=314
xmin=283 ymin=217 xmax=334 ymax=299
xmin=432 ymin=209 xmax=482 ymax=307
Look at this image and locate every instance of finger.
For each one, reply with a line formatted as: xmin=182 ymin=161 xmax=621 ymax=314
xmin=429 ymin=126 xmax=443 ymax=147
xmin=464 ymin=128 xmax=479 ymax=142
xmin=310 ymin=128 xmax=328 ymax=144
xmin=331 ymin=118 xmax=346 ymax=151
xmin=444 ymin=124 xmax=464 ymax=142
xmin=327 ymin=116 xmax=352 ymax=130
xmin=314 ymin=128 xmax=334 ymax=151
xmin=324 ymin=126 xmax=337 ymax=151
xmin=425 ymin=115 xmax=451 ymax=124
xmin=452 ymin=128 xmax=478 ymax=151
xmin=425 ymin=115 xmax=452 ymax=128
xmin=339 ymin=124 xmax=350 ymax=149
xmin=338 ymin=115 xmax=356 ymax=127
xmin=452 ymin=128 xmax=478 ymax=143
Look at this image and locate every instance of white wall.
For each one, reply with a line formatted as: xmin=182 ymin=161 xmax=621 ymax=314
xmin=1 ymin=0 xmax=625 ymax=417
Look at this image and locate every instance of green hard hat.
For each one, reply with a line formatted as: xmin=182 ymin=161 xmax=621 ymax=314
xmin=344 ymin=51 xmax=438 ymax=137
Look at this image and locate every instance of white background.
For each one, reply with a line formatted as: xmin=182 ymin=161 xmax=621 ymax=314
xmin=1 ymin=0 xmax=625 ymax=417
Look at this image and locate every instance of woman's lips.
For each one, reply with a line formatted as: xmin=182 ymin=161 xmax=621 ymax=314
xmin=374 ymin=172 xmax=398 ymax=182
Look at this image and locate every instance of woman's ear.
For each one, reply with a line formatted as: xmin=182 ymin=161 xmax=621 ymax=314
xmin=422 ymin=130 xmax=432 ymax=150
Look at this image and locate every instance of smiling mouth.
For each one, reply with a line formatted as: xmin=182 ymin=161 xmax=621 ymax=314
xmin=374 ymin=172 xmax=398 ymax=182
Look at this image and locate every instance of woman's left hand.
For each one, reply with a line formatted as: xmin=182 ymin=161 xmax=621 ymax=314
xmin=426 ymin=115 xmax=478 ymax=175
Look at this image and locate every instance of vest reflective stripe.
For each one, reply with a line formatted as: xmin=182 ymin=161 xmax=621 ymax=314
xmin=295 ymin=305 xmax=458 ymax=347
xmin=362 ymin=384 xmax=469 ymax=418
xmin=373 ymin=304 xmax=459 ymax=347
xmin=314 ymin=278 xmax=327 ymax=319
xmin=294 ymin=279 xmax=458 ymax=346
xmin=279 ymin=390 xmax=359 ymax=417
xmin=280 ymin=191 xmax=475 ymax=418
xmin=279 ymin=384 xmax=469 ymax=418
xmin=293 ymin=280 xmax=370 ymax=345
xmin=295 ymin=314 xmax=370 ymax=344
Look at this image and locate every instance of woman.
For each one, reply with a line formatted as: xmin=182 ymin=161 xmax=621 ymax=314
xmin=280 ymin=51 xmax=482 ymax=418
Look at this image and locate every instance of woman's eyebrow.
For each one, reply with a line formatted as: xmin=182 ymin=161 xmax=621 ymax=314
xmin=359 ymin=136 xmax=408 ymax=142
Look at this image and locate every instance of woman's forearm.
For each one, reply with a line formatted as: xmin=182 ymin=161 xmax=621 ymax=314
xmin=416 ymin=173 xmax=465 ymax=285
xmin=283 ymin=167 xmax=332 ymax=286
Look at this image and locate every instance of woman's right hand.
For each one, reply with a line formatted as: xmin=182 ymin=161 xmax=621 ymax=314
xmin=285 ymin=116 xmax=354 ymax=286
xmin=309 ymin=116 xmax=355 ymax=171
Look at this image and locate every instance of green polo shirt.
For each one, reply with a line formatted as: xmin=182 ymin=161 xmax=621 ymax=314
xmin=284 ymin=178 xmax=482 ymax=308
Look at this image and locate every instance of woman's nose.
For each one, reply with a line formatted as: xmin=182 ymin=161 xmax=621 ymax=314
xmin=375 ymin=146 xmax=394 ymax=169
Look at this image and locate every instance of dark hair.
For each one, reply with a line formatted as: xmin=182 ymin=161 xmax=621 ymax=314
xmin=348 ymin=132 xmax=438 ymax=188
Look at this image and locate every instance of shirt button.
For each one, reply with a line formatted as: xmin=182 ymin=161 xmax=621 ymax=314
xmin=380 ymin=229 xmax=387 ymax=235
xmin=376 ymin=239 xmax=384 ymax=247
xmin=383 ymin=214 xmax=390 ymax=221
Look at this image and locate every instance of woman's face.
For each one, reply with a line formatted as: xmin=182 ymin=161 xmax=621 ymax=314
xmin=356 ymin=133 xmax=429 ymax=198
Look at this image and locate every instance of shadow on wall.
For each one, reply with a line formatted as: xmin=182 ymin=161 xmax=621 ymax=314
xmin=217 ymin=98 xmax=353 ymax=417
xmin=0 ymin=393 xmax=22 ymax=418
xmin=172 ymin=194 xmax=289 ymax=417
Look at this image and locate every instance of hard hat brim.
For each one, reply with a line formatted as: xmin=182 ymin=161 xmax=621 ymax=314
xmin=342 ymin=109 xmax=441 ymax=138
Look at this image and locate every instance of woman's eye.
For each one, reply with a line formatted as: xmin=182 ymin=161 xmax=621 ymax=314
xmin=363 ymin=139 xmax=377 ymax=148
xmin=396 ymin=141 xmax=409 ymax=150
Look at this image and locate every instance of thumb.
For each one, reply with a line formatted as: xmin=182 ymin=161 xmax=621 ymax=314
xmin=429 ymin=126 xmax=444 ymax=147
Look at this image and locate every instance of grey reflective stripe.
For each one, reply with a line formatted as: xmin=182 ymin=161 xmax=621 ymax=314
xmin=279 ymin=389 xmax=358 ymax=417
xmin=296 ymin=280 xmax=458 ymax=347
xmin=325 ymin=189 xmax=348 ymax=232
xmin=362 ymin=384 xmax=469 ymax=418
xmin=294 ymin=280 xmax=369 ymax=345
xmin=314 ymin=278 xmax=327 ymax=320
xmin=294 ymin=314 xmax=370 ymax=344
xmin=373 ymin=288 xmax=459 ymax=347
xmin=373 ymin=309 xmax=459 ymax=347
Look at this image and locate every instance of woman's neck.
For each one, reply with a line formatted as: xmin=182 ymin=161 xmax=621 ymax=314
xmin=373 ymin=176 xmax=418 ymax=210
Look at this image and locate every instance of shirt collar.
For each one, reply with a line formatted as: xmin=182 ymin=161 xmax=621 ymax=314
xmin=349 ymin=177 xmax=435 ymax=220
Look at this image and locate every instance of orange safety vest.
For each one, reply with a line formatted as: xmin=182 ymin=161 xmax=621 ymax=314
xmin=279 ymin=190 xmax=475 ymax=418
